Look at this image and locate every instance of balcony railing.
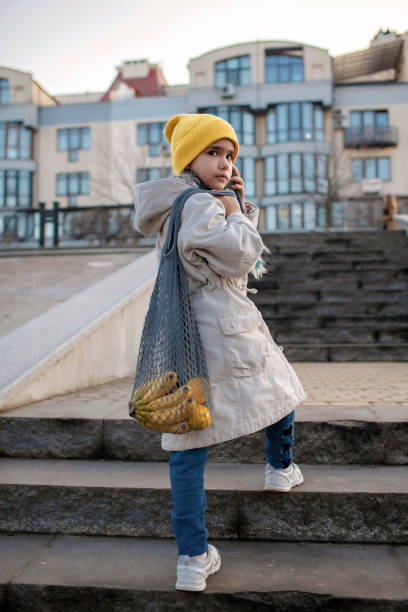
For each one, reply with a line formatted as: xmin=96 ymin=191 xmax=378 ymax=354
xmin=344 ymin=126 xmax=398 ymax=148
xmin=0 ymin=203 xmax=140 ymax=248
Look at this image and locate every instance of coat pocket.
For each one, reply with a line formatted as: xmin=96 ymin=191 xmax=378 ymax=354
xmin=218 ymin=308 xmax=267 ymax=378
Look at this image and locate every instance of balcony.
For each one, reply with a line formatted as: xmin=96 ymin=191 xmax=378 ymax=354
xmin=344 ymin=126 xmax=398 ymax=148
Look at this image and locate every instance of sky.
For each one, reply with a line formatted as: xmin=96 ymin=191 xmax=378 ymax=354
xmin=0 ymin=0 xmax=407 ymax=95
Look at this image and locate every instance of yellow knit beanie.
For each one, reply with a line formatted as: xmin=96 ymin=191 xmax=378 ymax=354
xmin=164 ymin=113 xmax=239 ymax=175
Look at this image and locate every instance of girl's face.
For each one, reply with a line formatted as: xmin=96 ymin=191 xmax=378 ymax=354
xmin=187 ymin=138 xmax=235 ymax=190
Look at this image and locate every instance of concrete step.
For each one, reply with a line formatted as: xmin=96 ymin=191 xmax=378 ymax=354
xmin=255 ymin=268 xmax=408 ymax=283
xmin=262 ymin=314 xmax=408 ymax=329
xmin=283 ymin=343 xmax=408 ymax=362
xmin=1 ymin=459 xmax=408 ymax=543
xmin=262 ymin=229 xmax=408 ymax=247
xmin=271 ymin=327 xmax=408 ymax=344
xmin=259 ymin=278 xmax=408 ymax=292
xmin=254 ymin=289 xmax=407 ymax=307
xmin=261 ymin=300 xmax=407 ymax=316
xmin=2 ymin=534 xmax=408 ymax=611
xmin=1 ymin=395 xmax=407 ymax=465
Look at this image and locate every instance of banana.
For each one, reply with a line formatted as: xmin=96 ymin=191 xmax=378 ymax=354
xmin=131 ymin=371 xmax=177 ymax=404
xmin=185 ymin=377 xmax=210 ymax=404
xmin=187 ymin=399 xmax=212 ymax=430
xmin=135 ymin=395 xmax=192 ymax=426
xmin=165 ymin=421 xmax=192 ymax=434
xmin=138 ymin=385 xmax=192 ymax=412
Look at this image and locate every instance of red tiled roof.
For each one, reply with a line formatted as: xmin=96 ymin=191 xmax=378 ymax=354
xmin=101 ymin=67 xmax=166 ymax=101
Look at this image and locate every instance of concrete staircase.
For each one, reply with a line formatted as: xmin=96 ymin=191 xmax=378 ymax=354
xmin=254 ymin=231 xmax=408 ymax=361
xmin=1 ymin=377 xmax=408 ymax=610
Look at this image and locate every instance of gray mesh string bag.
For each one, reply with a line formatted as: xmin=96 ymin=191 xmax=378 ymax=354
xmin=129 ymin=187 xmax=214 ymax=434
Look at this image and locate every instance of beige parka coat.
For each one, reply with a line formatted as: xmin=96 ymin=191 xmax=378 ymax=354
xmin=133 ymin=174 xmax=307 ymax=451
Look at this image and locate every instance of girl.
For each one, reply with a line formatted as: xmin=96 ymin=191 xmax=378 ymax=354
xmin=133 ymin=113 xmax=307 ymax=592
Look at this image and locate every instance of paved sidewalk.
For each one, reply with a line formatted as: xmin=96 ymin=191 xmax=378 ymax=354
xmin=0 ymin=251 xmax=145 ymax=337
xmin=4 ymin=361 xmax=407 ymax=418
xmin=297 ymin=362 xmax=408 ymax=406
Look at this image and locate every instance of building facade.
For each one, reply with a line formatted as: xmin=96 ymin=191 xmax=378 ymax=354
xmin=1 ymin=30 xmax=407 ymax=234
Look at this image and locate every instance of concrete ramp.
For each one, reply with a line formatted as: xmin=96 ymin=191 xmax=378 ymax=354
xmin=0 ymin=250 xmax=156 ymax=412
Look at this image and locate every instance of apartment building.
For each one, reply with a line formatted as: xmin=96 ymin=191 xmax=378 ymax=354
xmin=1 ymin=30 xmax=407 ymax=232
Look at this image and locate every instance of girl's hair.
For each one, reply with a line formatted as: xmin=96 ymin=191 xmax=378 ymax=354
xmin=179 ymin=169 xmax=212 ymax=190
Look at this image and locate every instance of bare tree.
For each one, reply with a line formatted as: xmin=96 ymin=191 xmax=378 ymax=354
xmin=91 ymin=123 xmax=171 ymax=204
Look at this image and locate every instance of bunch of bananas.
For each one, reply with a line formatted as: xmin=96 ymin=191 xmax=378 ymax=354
xmin=129 ymin=371 xmax=211 ymax=434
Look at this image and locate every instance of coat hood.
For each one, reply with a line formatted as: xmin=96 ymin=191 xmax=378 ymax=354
xmin=133 ymin=174 xmax=200 ymax=237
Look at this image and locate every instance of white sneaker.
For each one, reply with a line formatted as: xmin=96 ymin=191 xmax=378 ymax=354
xmin=264 ymin=462 xmax=304 ymax=492
xmin=175 ymin=544 xmax=221 ymax=591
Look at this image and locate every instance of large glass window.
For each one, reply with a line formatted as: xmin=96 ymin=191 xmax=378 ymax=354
xmin=200 ymin=106 xmax=255 ymax=145
xmin=265 ymin=53 xmax=304 ymax=83
xmin=0 ymin=123 xmax=32 ymax=159
xmin=0 ymin=170 xmax=32 ymax=207
xmin=265 ymin=153 xmax=327 ymax=196
xmin=56 ymin=172 xmax=91 ymax=196
xmin=265 ymin=200 xmax=326 ymax=231
xmin=136 ymin=167 xmax=172 ymax=183
xmin=234 ymin=157 xmax=256 ymax=197
xmin=137 ymin=121 xmax=168 ymax=156
xmin=57 ymin=127 xmax=91 ymax=162
xmin=267 ymin=103 xmax=324 ymax=143
xmin=351 ymin=157 xmax=391 ymax=182
xmin=0 ymin=79 xmax=9 ymax=105
xmin=349 ymin=110 xmax=389 ymax=128
xmin=214 ymin=55 xmax=250 ymax=87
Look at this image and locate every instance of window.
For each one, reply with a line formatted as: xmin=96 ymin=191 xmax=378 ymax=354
xmin=0 ymin=79 xmax=9 ymax=105
xmin=234 ymin=158 xmax=256 ymax=197
xmin=349 ymin=110 xmax=389 ymax=129
xmin=265 ymin=200 xmax=326 ymax=231
xmin=265 ymin=53 xmax=304 ymax=83
xmin=351 ymin=157 xmax=391 ymax=182
xmin=200 ymin=106 xmax=255 ymax=145
xmin=136 ymin=167 xmax=172 ymax=183
xmin=265 ymin=200 xmax=326 ymax=232
xmin=0 ymin=123 xmax=32 ymax=159
xmin=214 ymin=55 xmax=250 ymax=87
xmin=137 ymin=122 xmax=168 ymax=156
xmin=0 ymin=170 xmax=32 ymax=207
xmin=265 ymin=153 xmax=327 ymax=196
xmin=267 ymin=103 xmax=324 ymax=143
xmin=56 ymin=172 xmax=91 ymax=197
xmin=57 ymin=127 xmax=91 ymax=162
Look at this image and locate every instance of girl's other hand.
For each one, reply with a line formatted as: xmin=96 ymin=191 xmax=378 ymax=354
xmin=215 ymin=194 xmax=243 ymax=216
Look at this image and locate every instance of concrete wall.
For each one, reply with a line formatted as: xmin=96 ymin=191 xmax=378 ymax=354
xmin=189 ymin=40 xmax=331 ymax=87
xmin=0 ymin=251 xmax=157 ymax=412
xmin=334 ymin=96 xmax=408 ymax=198
xmin=36 ymin=117 xmax=173 ymax=206
xmin=0 ymin=67 xmax=33 ymax=104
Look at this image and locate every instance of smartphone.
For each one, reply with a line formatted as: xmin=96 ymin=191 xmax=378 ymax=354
xmin=226 ymin=168 xmax=236 ymax=190
xmin=226 ymin=168 xmax=245 ymax=213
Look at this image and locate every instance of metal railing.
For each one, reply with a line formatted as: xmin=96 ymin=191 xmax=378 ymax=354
xmin=0 ymin=202 xmax=137 ymax=248
xmin=344 ymin=126 xmax=398 ymax=148
xmin=1 ymin=198 xmax=407 ymax=248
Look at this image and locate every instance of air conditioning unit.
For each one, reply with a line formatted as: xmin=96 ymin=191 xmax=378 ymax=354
xmin=333 ymin=108 xmax=346 ymax=129
xmin=362 ymin=178 xmax=382 ymax=194
xmin=219 ymin=83 xmax=236 ymax=98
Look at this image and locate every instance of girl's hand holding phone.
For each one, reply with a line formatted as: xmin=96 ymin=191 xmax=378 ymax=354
xmin=216 ymin=166 xmax=246 ymax=217
xmin=228 ymin=166 xmax=245 ymax=205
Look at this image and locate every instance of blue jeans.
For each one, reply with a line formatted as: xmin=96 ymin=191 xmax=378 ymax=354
xmin=169 ymin=410 xmax=296 ymax=556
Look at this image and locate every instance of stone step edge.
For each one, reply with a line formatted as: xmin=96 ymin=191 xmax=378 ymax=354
xmin=1 ymin=404 xmax=406 ymax=422
xmin=2 ymin=534 xmax=408 ymax=610
xmin=1 ymin=459 xmax=408 ymax=494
